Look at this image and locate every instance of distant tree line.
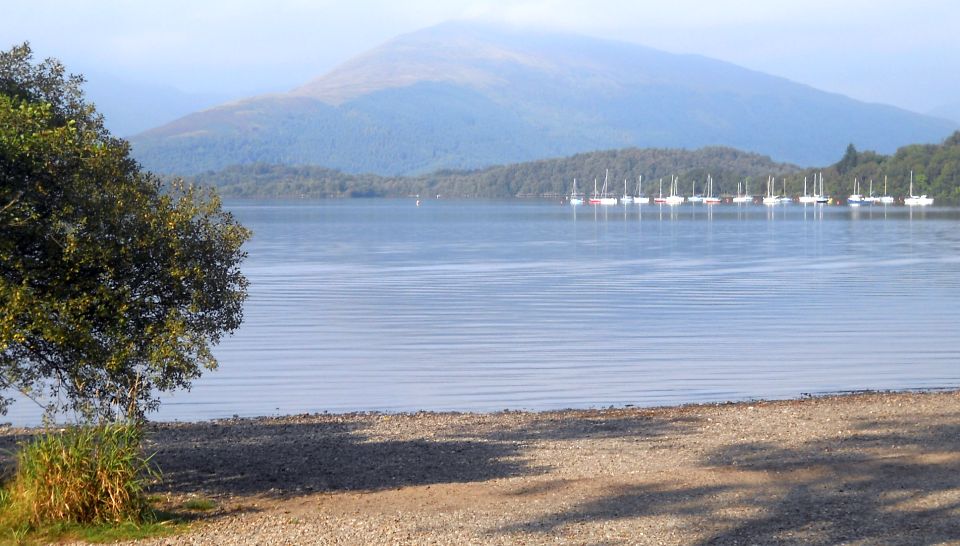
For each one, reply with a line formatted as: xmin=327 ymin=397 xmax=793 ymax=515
xmin=815 ymin=134 xmax=960 ymax=202
xmin=189 ymin=133 xmax=960 ymax=204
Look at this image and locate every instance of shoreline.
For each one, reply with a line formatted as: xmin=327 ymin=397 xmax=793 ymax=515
xmin=3 ymin=387 xmax=958 ymax=432
xmin=4 ymin=389 xmax=960 ymax=544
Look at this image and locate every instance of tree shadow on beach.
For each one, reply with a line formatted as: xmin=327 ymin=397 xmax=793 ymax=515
xmin=696 ymin=418 xmax=960 ymax=544
xmin=493 ymin=414 xmax=960 ymax=544
xmin=499 ymin=481 xmax=733 ymax=535
xmin=453 ymin=409 xmax=702 ymax=443
xmin=145 ymin=416 xmax=545 ymax=499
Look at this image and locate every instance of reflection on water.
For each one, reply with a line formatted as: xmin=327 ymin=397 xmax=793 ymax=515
xmin=7 ymin=201 xmax=960 ymax=425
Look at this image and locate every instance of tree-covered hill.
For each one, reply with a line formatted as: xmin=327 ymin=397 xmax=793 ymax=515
xmin=190 ymin=132 xmax=960 ymax=204
xmin=192 ymin=146 xmax=796 ymax=199
xmin=810 ymin=132 xmax=960 ymax=203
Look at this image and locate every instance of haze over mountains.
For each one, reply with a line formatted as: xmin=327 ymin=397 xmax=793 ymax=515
xmin=83 ymin=73 xmax=230 ymax=136
xmin=130 ymin=21 xmax=957 ymax=176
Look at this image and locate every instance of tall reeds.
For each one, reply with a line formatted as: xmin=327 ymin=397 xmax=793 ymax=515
xmin=1 ymin=424 xmax=158 ymax=529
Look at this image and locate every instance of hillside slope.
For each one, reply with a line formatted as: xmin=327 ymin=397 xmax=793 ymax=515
xmin=133 ymin=22 xmax=957 ymax=176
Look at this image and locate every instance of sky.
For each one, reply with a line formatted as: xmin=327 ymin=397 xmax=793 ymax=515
xmin=2 ymin=0 xmax=958 ymax=115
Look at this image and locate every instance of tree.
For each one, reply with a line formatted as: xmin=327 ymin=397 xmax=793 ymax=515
xmin=836 ymin=143 xmax=859 ymax=175
xmin=0 ymin=44 xmax=250 ymax=421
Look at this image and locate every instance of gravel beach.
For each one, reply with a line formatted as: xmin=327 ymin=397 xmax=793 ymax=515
xmin=3 ymin=391 xmax=960 ymax=544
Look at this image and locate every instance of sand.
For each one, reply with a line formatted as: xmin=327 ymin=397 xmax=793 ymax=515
xmin=3 ymin=391 xmax=960 ymax=544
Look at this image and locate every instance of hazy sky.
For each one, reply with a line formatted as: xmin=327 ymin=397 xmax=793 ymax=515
xmin=3 ymin=0 xmax=958 ymax=113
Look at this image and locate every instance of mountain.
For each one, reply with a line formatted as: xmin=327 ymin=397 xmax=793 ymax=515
xmin=930 ymin=102 xmax=960 ymax=125
xmin=82 ymin=72 xmax=231 ymax=137
xmin=131 ymin=21 xmax=958 ymax=176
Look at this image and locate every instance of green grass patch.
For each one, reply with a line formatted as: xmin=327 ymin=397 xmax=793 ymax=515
xmin=0 ymin=424 xmax=187 ymax=544
xmin=182 ymin=497 xmax=217 ymax=512
xmin=8 ymin=512 xmax=185 ymax=545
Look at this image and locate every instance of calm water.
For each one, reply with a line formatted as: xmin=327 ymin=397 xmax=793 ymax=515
xmin=8 ymin=201 xmax=960 ymax=425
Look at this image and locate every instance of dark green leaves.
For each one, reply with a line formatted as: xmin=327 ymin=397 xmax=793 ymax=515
xmin=0 ymin=44 xmax=249 ymax=422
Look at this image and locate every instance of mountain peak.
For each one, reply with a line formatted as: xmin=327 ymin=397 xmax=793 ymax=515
xmin=132 ymin=22 xmax=958 ymax=176
xmin=290 ymin=21 xmax=572 ymax=104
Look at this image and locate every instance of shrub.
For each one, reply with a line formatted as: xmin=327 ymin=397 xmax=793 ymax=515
xmin=0 ymin=424 xmax=158 ymax=529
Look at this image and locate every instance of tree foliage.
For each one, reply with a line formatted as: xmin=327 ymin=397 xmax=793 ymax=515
xmin=792 ymin=131 xmax=960 ymax=203
xmin=0 ymin=44 xmax=250 ymax=421
xmin=193 ymin=147 xmax=800 ymax=199
xmin=191 ymin=132 xmax=960 ymax=204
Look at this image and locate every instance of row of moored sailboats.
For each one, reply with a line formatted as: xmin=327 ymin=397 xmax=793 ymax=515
xmin=569 ymin=170 xmax=933 ymax=206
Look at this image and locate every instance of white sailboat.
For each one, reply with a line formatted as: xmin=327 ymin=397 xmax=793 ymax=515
xmin=620 ymin=178 xmax=634 ymax=204
xmin=904 ymin=170 xmax=934 ymax=206
xmin=664 ymin=175 xmax=684 ymax=205
xmin=732 ymin=180 xmax=752 ymax=203
xmin=779 ymin=178 xmax=791 ymax=204
xmin=798 ymin=176 xmax=816 ymax=204
xmin=634 ymin=176 xmax=649 ymax=204
xmin=589 ymin=169 xmax=618 ymax=205
xmin=703 ymin=174 xmax=721 ymax=204
xmin=848 ymin=177 xmax=864 ymax=205
xmin=762 ymin=176 xmax=779 ymax=205
xmin=813 ymin=172 xmax=829 ymax=204
xmin=688 ymin=179 xmax=704 ymax=203
xmin=863 ymin=179 xmax=880 ymax=204
xmin=879 ymin=176 xmax=895 ymax=204
xmin=569 ymin=178 xmax=583 ymax=205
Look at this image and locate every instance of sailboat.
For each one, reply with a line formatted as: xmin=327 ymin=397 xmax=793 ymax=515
xmin=654 ymin=178 xmax=667 ymax=204
xmin=569 ymin=178 xmax=583 ymax=205
xmin=779 ymin=178 xmax=791 ymax=204
xmin=879 ymin=176 xmax=895 ymax=204
xmin=904 ymin=170 xmax=934 ymax=206
xmin=688 ymin=179 xmax=704 ymax=203
xmin=762 ymin=176 xmax=779 ymax=205
xmin=589 ymin=170 xmax=618 ymax=205
xmin=813 ymin=172 xmax=829 ymax=204
xmin=634 ymin=176 xmax=649 ymax=204
xmin=863 ymin=179 xmax=880 ymax=204
xmin=664 ymin=175 xmax=684 ymax=205
xmin=703 ymin=174 xmax=721 ymax=204
xmin=798 ymin=176 xmax=816 ymax=204
xmin=848 ymin=177 xmax=864 ymax=205
xmin=732 ymin=179 xmax=752 ymax=203
xmin=620 ymin=178 xmax=634 ymax=204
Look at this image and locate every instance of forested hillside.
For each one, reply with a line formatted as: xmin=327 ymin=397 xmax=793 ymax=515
xmin=811 ymin=132 xmax=960 ymax=202
xmin=193 ymin=147 xmax=797 ymax=199
xmin=191 ymin=133 xmax=960 ymax=203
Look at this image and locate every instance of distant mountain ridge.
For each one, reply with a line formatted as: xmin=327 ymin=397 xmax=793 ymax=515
xmin=82 ymin=72 xmax=230 ymax=137
xmin=930 ymin=101 xmax=960 ymax=125
xmin=131 ymin=21 xmax=958 ymax=176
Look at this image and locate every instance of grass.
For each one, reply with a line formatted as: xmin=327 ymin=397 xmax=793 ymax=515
xmin=0 ymin=423 xmax=191 ymax=545
xmin=2 ymin=514 xmax=183 ymax=545
xmin=182 ymin=497 xmax=217 ymax=512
